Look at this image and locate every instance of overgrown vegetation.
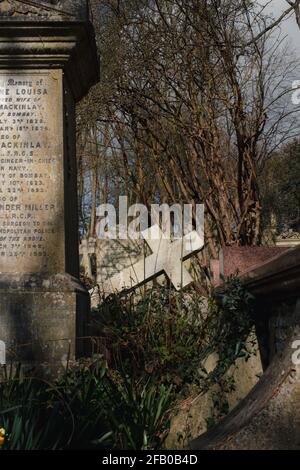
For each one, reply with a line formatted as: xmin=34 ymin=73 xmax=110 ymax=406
xmin=0 ymin=279 xmax=256 ymax=450
xmin=0 ymin=362 xmax=172 ymax=450
xmin=93 ymin=278 xmax=256 ymax=394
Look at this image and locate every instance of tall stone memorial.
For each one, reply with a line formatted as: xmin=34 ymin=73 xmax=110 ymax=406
xmin=0 ymin=0 xmax=99 ymax=370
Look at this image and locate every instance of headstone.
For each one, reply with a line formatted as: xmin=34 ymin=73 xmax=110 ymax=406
xmin=0 ymin=0 xmax=99 ymax=370
xmin=80 ymin=234 xmax=160 ymax=307
xmin=276 ymin=229 xmax=300 ymax=247
xmin=96 ymin=237 xmax=144 ymax=286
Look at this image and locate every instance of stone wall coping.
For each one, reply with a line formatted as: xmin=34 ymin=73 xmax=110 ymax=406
xmin=241 ymin=245 xmax=300 ymax=298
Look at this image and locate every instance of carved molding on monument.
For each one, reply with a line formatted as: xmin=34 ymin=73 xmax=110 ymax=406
xmin=0 ymin=0 xmax=98 ymax=101
xmin=0 ymin=0 xmax=88 ymax=20
xmin=0 ymin=0 xmax=62 ymax=19
xmin=0 ymin=273 xmax=88 ymax=293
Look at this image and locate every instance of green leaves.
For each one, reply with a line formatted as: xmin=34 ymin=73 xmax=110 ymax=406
xmin=0 ymin=278 xmax=256 ymax=450
xmin=0 ymin=368 xmax=68 ymax=450
xmin=93 ymin=286 xmax=208 ymax=388
xmin=206 ymin=276 xmax=256 ymax=384
xmin=0 ymin=360 xmax=173 ymax=450
xmin=93 ymin=279 xmax=256 ymax=395
xmin=101 ymin=376 xmax=173 ymax=450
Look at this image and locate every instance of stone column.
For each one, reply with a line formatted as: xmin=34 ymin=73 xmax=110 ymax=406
xmin=0 ymin=0 xmax=99 ymax=371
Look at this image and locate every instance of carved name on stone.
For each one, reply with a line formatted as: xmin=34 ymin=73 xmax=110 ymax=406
xmin=0 ymin=70 xmax=64 ymax=273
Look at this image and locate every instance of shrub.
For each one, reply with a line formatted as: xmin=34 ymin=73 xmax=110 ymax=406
xmin=92 ymin=278 xmax=256 ymax=395
xmin=0 ymin=278 xmax=256 ymax=450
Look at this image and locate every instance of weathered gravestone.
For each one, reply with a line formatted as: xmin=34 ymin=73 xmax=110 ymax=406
xmin=276 ymin=228 xmax=300 ymax=248
xmin=0 ymin=0 xmax=99 ymax=370
xmin=80 ymin=235 xmax=147 ymax=307
xmin=80 ymin=225 xmax=204 ymax=306
xmin=100 ymin=225 xmax=204 ymax=296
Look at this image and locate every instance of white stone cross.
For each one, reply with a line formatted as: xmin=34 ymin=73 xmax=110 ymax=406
xmin=101 ymin=225 xmax=204 ymax=295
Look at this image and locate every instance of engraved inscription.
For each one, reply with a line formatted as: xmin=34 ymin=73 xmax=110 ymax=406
xmin=0 ymin=71 xmax=64 ymax=273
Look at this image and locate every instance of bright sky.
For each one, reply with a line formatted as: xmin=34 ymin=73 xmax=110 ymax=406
xmin=264 ymin=0 xmax=300 ymax=49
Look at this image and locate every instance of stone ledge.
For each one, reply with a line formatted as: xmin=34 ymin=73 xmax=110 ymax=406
xmin=0 ymin=272 xmax=88 ymax=293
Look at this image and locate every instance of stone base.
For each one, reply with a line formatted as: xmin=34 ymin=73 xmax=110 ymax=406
xmin=0 ymin=273 xmax=90 ymax=374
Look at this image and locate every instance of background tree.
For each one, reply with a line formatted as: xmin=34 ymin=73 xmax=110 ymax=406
xmin=77 ymin=0 xmax=300 ymax=281
xmin=261 ymin=139 xmax=300 ymax=234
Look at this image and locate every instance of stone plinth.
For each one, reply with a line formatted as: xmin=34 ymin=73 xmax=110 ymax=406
xmin=0 ymin=274 xmax=87 ymax=373
xmin=0 ymin=1 xmax=99 ymax=369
